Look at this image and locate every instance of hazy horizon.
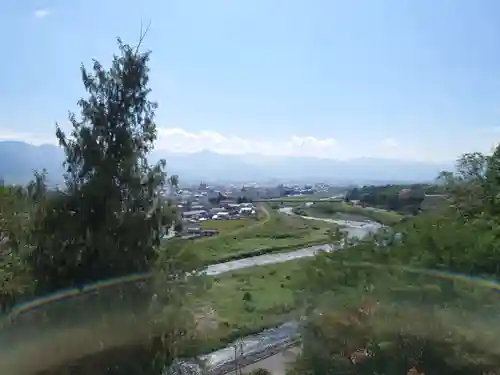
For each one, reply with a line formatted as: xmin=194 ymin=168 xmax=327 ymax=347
xmin=0 ymin=140 xmax=452 ymax=185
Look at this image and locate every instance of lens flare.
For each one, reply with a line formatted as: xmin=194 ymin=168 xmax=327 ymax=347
xmin=3 ymin=263 xmax=500 ymax=375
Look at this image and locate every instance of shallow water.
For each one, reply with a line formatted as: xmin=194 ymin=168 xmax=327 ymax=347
xmin=278 ymin=206 xmax=382 ymax=239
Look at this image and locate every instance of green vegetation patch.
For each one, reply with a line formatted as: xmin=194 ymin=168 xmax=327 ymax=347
xmin=305 ymin=201 xmax=402 ymax=225
xmin=186 ymin=205 xmax=335 ymax=262
xmin=200 ymin=259 xmax=309 ymax=350
xmin=200 ymin=217 xmax=257 ymax=234
xmin=345 ymin=183 xmax=445 ymax=215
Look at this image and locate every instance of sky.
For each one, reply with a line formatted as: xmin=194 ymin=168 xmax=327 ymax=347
xmin=2 ymin=0 xmax=500 ymax=162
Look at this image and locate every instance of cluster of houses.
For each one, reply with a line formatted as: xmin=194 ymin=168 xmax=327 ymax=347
xmin=182 ymin=202 xmax=256 ymax=221
xmin=165 ymin=186 xmax=259 ymax=239
xmin=176 ymin=203 xmax=257 ymax=240
xmin=161 ymin=182 xmax=328 ymax=240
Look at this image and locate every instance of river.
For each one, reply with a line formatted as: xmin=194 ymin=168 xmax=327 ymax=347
xmin=205 ymin=207 xmax=381 ymax=277
xmin=191 ymin=206 xmax=382 ymax=374
xmin=278 ymin=206 xmax=382 ymax=239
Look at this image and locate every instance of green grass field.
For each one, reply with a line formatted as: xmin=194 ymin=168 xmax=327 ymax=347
xmin=199 ymin=259 xmax=309 ymax=350
xmin=200 ymin=217 xmax=258 ymax=233
xmin=185 ymin=204 xmax=336 ymax=262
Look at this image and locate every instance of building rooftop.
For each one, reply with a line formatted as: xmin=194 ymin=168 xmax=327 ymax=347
xmin=182 ymin=210 xmax=207 ymax=216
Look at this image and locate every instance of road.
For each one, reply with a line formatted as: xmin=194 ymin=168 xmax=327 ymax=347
xmin=0 ymin=208 xmax=379 ymax=375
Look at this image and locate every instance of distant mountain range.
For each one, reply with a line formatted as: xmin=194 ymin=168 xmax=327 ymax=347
xmin=0 ymin=141 xmax=453 ymax=186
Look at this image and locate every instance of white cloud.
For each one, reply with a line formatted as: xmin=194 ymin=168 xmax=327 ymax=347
xmin=155 ymin=128 xmax=339 ymax=158
xmin=150 ymin=128 xmax=500 ymax=162
xmin=34 ymin=9 xmax=50 ymax=19
xmin=0 ymin=126 xmax=496 ymax=162
xmin=0 ymin=129 xmax=57 ymax=146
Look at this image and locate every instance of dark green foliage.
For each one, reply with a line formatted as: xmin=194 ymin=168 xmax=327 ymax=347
xmin=242 ymin=291 xmax=253 ymax=302
xmin=27 ymin=39 xmax=176 ymax=294
xmin=173 ymin=220 xmax=183 ymax=233
xmin=291 ymin=148 xmax=500 ymax=375
xmin=0 ymin=36 xmax=207 ymax=375
xmin=345 ymin=183 xmax=442 ymax=213
xmin=237 ymin=196 xmax=252 ymax=204
xmin=0 ymin=183 xmax=39 ymax=311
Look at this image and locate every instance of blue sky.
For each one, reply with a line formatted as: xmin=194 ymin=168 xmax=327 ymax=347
xmin=2 ymin=0 xmax=500 ymax=161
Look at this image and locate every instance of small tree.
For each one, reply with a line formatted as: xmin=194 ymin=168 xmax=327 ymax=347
xmin=242 ymin=291 xmax=253 ymax=302
xmin=168 ymin=174 xmax=179 ymax=190
xmin=248 ymin=368 xmax=272 ymax=375
xmin=173 ymin=220 xmax=183 ymax=234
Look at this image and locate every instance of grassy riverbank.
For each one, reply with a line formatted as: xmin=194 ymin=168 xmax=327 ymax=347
xmin=302 ymin=201 xmax=403 ymax=225
xmin=199 ymin=259 xmax=310 ymax=352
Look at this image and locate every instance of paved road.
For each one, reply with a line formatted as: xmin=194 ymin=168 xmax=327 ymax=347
xmin=206 ymin=243 xmax=334 ymax=276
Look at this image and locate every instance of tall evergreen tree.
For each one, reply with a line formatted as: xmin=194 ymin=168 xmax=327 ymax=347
xmin=28 ymin=37 xmax=176 ymax=293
